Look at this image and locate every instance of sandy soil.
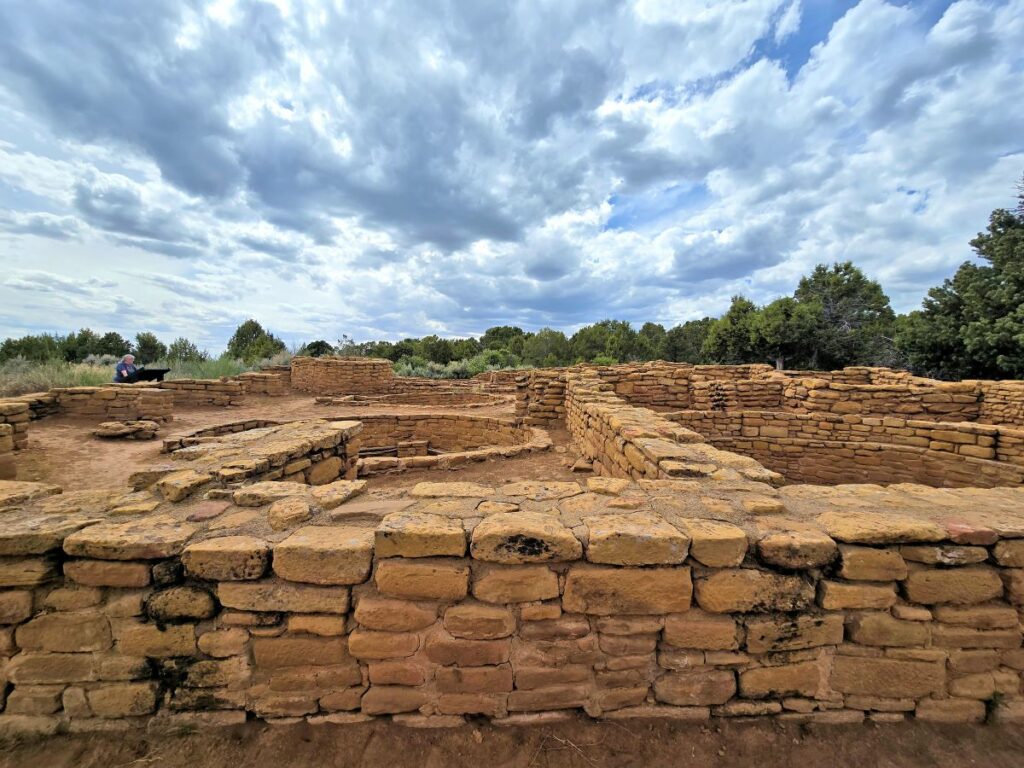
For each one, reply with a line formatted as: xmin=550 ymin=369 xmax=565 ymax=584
xmin=12 ymin=394 xmax=579 ymax=492
xmin=2 ymin=718 xmax=1023 ymax=768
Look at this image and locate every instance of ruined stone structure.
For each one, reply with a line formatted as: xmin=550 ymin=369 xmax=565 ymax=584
xmin=1 ymin=359 xmax=1024 ymax=736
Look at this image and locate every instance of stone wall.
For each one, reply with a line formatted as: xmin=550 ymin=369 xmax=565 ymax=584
xmin=157 ymin=379 xmax=246 ymax=408
xmin=235 ymin=372 xmax=289 ymax=397
xmin=690 ymin=379 xmax=785 ymax=411
xmin=0 ymin=425 xmax=14 ymax=479
xmin=0 ymin=401 xmax=30 ymax=450
xmin=979 ymin=381 xmax=1024 ymax=428
xmin=318 ymin=391 xmax=508 ymax=409
xmin=782 ymin=379 xmax=981 ymax=421
xmin=1 ymin=477 xmax=1023 ymax=732
xmin=564 ymin=371 xmax=780 ymax=486
xmin=291 ymin=357 xmax=394 ymax=395
xmin=668 ymin=410 xmax=1024 ymax=488
xmin=52 ymin=386 xmax=174 ymax=423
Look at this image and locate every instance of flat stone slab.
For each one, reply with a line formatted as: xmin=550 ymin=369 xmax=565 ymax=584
xmin=470 ymin=512 xmax=582 ymax=563
xmin=273 ymin=526 xmax=375 ymax=585
xmin=410 ymin=482 xmax=495 ymax=498
xmin=0 ymin=481 xmax=62 ymax=509
xmin=63 ymin=516 xmax=198 ymax=560
xmin=815 ymin=511 xmax=946 ymax=544
xmin=0 ymin=516 xmax=103 ymax=556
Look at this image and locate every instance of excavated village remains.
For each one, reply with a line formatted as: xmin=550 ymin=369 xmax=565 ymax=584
xmin=1 ymin=356 xmax=1024 ymax=736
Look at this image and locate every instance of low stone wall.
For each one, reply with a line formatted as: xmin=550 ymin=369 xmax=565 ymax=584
xmin=0 ymin=424 xmax=14 ymax=479
xmin=565 ymin=371 xmax=780 ymax=486
xmin=52 ymin=386 xmax=174 ymax=423
xmin=235 ymin=372 xmax=289 ymax=397
xmin=979 ymin=381 xmax=1024 ymax=428
xmin=291 ymin=357 xmax=394 ymax=395
xmin=0 ymin=401 xmax=30 ymax=450
xmin=157 ymin=379 xmax=246 ymax=408
xmin=161 ymin=420 xmax=282 ymax=453
xmin=782 ymin=379 xmax=982 ymax=421
xmin=690 ymin=379 xmax=785 ymax=411
xmin=318 ymin=391 xmax=509 ymax=409
xmin=667 ymin=410 xmax=1024 ymax=488
xmin=1 ymin=476 xmax=1023 ymax=732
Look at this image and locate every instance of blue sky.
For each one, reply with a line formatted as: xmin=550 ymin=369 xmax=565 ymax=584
xmin=0 ymin=0 xmax=1022 ymax=352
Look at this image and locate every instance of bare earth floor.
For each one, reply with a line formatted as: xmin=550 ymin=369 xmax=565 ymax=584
xmin=3 ymin=719 xmax=1024 ymax=768
xmin=12 ymin=394 xmax=580 ymax=493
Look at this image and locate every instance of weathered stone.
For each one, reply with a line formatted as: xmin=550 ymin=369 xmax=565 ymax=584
xmin=902 ymin=567 xmax=1003 ymax=605
xmin=900 ymin=545 xmax=988 ymax=566
xmin=114 ymin=622 xmax=196 ymax=657
xmin=354 ymin=597 xmax=437 ymax=631
xmin=654 ymin=669 xmax=736 ymax=706
xmin=838 ymin=545 xmax=907 ymax=581
xmin=16 ymin=613 xmax=111 ymax=652
xmin=587 ymin=477 xmax=631 ymax=496
xmin=369 ymin=660 xmax=429 ymax=686
xmin=739 ymin=662 xmax=820 ymax=699
xmin=993 ymin=540 xmax=1024 ymax=568
xmin=232 ymin=481 xmax=309 ymax=507
xmin=182 ymin=536 xmax=270 ymax=581
xmin=156 ymin=470 xmax=212 ymax=502
xmin=0 ymin=590 xmax=33 ymax=624
xmin=410 ymin=482 xmax=494 ymax=498
xmin=6 ymin=686 xmax=63 ymax=716
xmin=676 ymin=520 xmax=747 ymax=567
xmin=818 ymin=581 xmax=896 ymax=610
xmin=267 ymin=497 xmax=313 ymax=531
xmin=375 ymin=512 xmax=466 ymax=558
xmin=1001 ymin=568 xmax=1024 ymax=604
xmin=0 ymin=517 xmax=101 ymax=556
xmin=310 ymin=479 xmax=368 ymax=509
xmin=584 ymin=513 xmax=688 ymax=565
xmin=375 ymin=559 xmax=469 ymax=600
xmin=361 ymin=686 xmax=429 ymax=714
xmin=286 ymin=613 xmax=347 ymax=636
xmin=815 ymin=512 xmax=945 ymax=544
xmin=499 ymin=481 xmax=582 ymax=500
xmin=425 ymin=630 xmax=510 ymax=666
xmin=0 ymin=557 xmax=58 ymax=587
xmin=695 ymin=569 xmax=813 ymax=613
xmin=829 ymin=657 xmax=944 ymax=697
xmin=444 ymin=604 xmax=515 ymax=639
xmin=744 ymin=614 xmax=844 ymax=653
xmin=145 ymin=586 xmax=217 ymax=622
xmin=273 ymin=526 xmax=375 ymax=585
xmin=6 ymin=653 xmax=97 ymax=684
xmin=87 ymin=683 xmax=158 ymax=718
xmin=306 ymin=456 xmax=343 ymax=485
xmin=563 ymin=564 xmax=691 ymax=615
xmin=932 ymin=605 xmax=1019 ymax=629
xmin=470 ymin=512 xmax=582 ymax=563
xmin=915 ymin=698 xmax=985 ymax=723
xmin=347 ymin=629 xmax=420 ymax=660
xmin=471 ymin=565 xmax=560 ymax=604
xmin=217 ymin=581 xmax=349 ymax=614
xmin=198 ymin=628 xmax=248 ymax=658
xmin=507 ymin=684 xmax=589 ymax=712
xmin=252 ymin=636 xmax=352 ymax=668
xmin=663 ymin=610 xmax=739 ymax=650
xmin=756 ymin=531 xmax=836 ymax=570
xmin=848 ymin=612 xmax=929 ymax=647
xmin=64 ymin=518 xmax=197 ymax=560
xmin=64 ymin=560 xmax=151 ymax=588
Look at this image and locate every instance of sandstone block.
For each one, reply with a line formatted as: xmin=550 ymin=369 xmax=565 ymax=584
xmin=273 ymin=526 xmax=374 ymax=585
xmin=818 ymin=581 xmax=896 ymax=610
xmin=663 ymin=610 xmax=738 ymax=650
xmin=347 ymin=629 xmax=420 ymax=659
xmin=507 ymin=684 xmax=590 ymax=712
xmin=757 ymin=531 xmax=837 ymax=570
xmin=739 ymin=662 xmax=820 ymax=699
xmin=992 ymin=540 xmax=1024 ymax=567
xmin=354 ymin=597 xmax=437 ymax=631
xmin=471 ymin=565 xmax=559 ymax=604
xmin=232 ymin=481 xmax=309 ymax=507
xmin=218 ymin=581 xmax=349 ymax=614
xmin=902 ymin=567 xmax=1003 ymax=605
xmin=695 ymin=569 xmax=813 ymax=613
xmin=16 ymin=613 xmax=111 ymax=652
xmin=932 ymin=605 xmax=1019 ymax=629
xmin=676 ymin=519 xmax=747 ymax=567
xmin=64 ymin=519 xmax=197 ymax=560
xmin=145 ymin=586 xmax=217 ymax=623
xmin=198 ymin=628 xmax=249 ymax=658
xmin=830 ymin=657 xmax=944 ymax=697
xmin=306 ymin=456 xmax=343 ymax=486
xmin=114 ymin=622 xmax=196 ymax=657
xmin=848 ymin=612 xmax=929 ymax=647
xmin=182 ymin=536 xmax=270 ymax=581
xmin=563 ymin=565 xmax=691 ymax=615
xmin=6 ymin=652 xmax=97 ymax=684
xmin=410 ymin=482 xmax=494 ymax=498
xmin=900 ymin=545 xmax=988 ymax=566
xmin=815 ymin=512 xmax=944 ymax=544
xmin=744 ymin=614 xmax=843 ymax=653
xmin=268 ymin=497 xmax=313 ymax=531
xmin=0 ymin=591 xmax=33 ymax=624
xmin=584 ymin=513 xmax=688 ymax=565
xmin=1001 ymin=568 xmax=1024 ymax=604
xmin=287 ymin=614 xmax=347 ymax=636
xmin=470 ymin=512 xmax=582 ymax=563
xmin=156 ymin=470 xmax=212 ymax=502
xmin=64 ymin=560 xmax=151 ymax=588
xmin=444 ymin=603 xmax=515 ymax=639
xmin=87 ymin=683 xmax=158 ymax=718
xmin=376 ymin=512 xmax=465 ymax=558
xmin=0 ymin=557 xmax=58 ymax=587
xmin=368 ymin=660 xmax=429 ymax=686
xmin=375 ymin=559 xmax=469 ymax=600
xmin=838 ymin=546 xmax=907 ymax=581
xmin=436 ymin=693 xmax=506 ymax=717
xmin=915 ymin=698 xmax=985 ymax=723
xmin=425 ymin=630 xmax=510 ymax=666
xmin=654 ymin=669 xmax=736 ymax=706
xmin=310 ymin=480 xmax=368 ymax=510
xmin=361 ymin=685 xmax=428 ymax=714
xmin=253 ymin=636 xmax=352 ymax=668
xmin=5 ymin=686 xmax=63 ymax=715
xmin=435 ymin=664 xmax=513 ymax=694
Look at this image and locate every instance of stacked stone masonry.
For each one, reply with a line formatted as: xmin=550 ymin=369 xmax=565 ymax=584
xmin=157 ymin=380 xmax=247 ymax=408
xmin=291 ymin=357 xmax=395 ymax=395
xmin=53 ymin=386 xmax=174 ymax=423
xmin=2 ymin=474 xmax=1024 ymax=733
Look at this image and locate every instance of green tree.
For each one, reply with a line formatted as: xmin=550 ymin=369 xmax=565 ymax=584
xmin=570 ymin=320 xmax=637 ymax=362
xmin=636 ymin=322 xmax=667 ymax=361
xmin=95 ymin=331 xmax=131 ymax=358
xmin=480 ymin=326 xmax=526 ymax=354
xmin=133 ymin=332 xmax=167 ymax=364
xmin=750 ymin=297 xmax=822 ymax=370
xmin=299 ymin=340 xmax=335 ymax=357
xmin=166 ymin=337 xmax=207 ymax=362
xmin=794 ymin=262 xmax=896 ymax=368
xmin=417 ymin=335 xmax=456 ymax=364
xmin=226 ymin=319 xmax=286 ymax=363
xmin=522 ymin=328 xmax=570 ymax=367
xmin=701 ymin=297 xmax=760 ymax=364
xmin=897 ymin=187 xmax=1024 ymax=378
xmin=61 ymin=328 xmax=102 ymax=362
xmin=0 ymin=333 xmax=64 ymax=362
xmin=664 ymin=319 xmax=712 ymax=363
xmin=451 ymin=337 xmax=482 ymax=360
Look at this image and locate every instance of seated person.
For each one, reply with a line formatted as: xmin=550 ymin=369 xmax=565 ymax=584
xmin=113 ymin=354 xmax=139 ymax=383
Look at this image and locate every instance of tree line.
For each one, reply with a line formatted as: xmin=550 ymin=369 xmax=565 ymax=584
xmin=3 ymin=176 xmax=1021 ymax=379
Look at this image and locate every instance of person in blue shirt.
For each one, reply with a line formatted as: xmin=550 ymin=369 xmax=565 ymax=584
xmin=113 ymin=354 xmax=139 ymax=383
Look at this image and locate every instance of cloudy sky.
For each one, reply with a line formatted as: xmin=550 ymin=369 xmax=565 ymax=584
xmin=1 ymin=0 xmax=1022 ymax=352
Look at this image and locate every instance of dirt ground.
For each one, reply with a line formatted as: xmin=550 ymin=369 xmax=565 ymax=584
xmin=14 ymin=394 xmax=580 ymax=493
xmin=3 ymin=718 xmax=1024 ymax=768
